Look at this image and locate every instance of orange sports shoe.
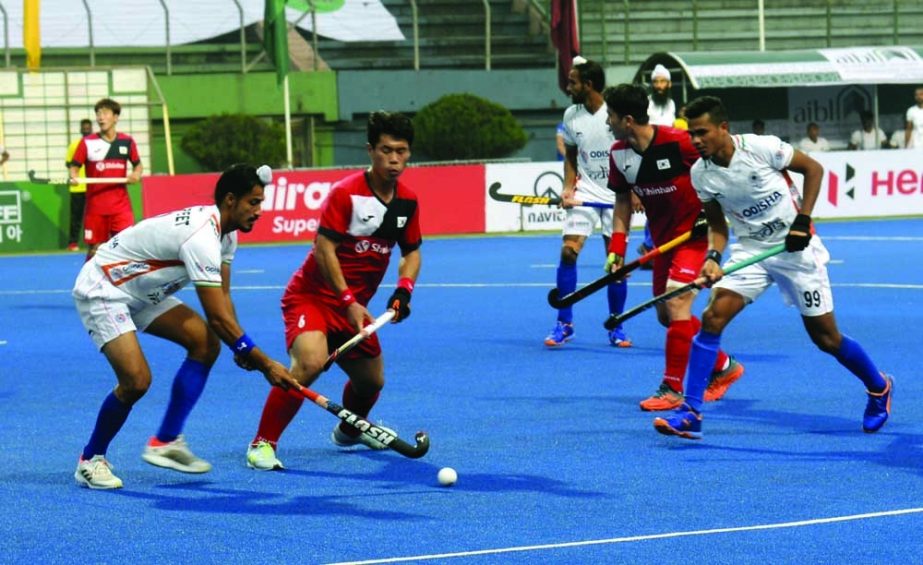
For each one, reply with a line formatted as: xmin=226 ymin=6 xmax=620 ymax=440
xmin=704 ymin=357 xmax=744 ymax=402
xmin=639 ymin=382 xmax=684 ymax=411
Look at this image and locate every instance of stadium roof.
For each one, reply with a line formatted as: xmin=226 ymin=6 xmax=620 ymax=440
xmin=637 ymin=46 xmax=923 ymax=89
xmin=2 ymin=0 xmax=403 ymax=47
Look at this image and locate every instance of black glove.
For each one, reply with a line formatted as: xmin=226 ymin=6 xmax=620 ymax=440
xmin=785 ymin=213 xmax=812 ymax=252
xmin=692 ymin=209 xmax=709 ymax=238
xmin=387 ymin=287 xmax=412 ymax=322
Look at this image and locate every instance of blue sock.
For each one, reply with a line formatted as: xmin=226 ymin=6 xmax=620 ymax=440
xmin=82 ymin=392 xmax=132 ymax=459
xmin=157 ymin=358 xmax=210 ymax=442
xmin=643 ymin=223 xmax=654 ymax=249
xmin=556 ymin=262 xmax=577 ymax=324
xmin=684 ymin=331 xmax=722 ymax=412
xmin=832 ymin=334 xmax=885 ymax=391
xmin=606 ymin=278 xmax=628 ymax=323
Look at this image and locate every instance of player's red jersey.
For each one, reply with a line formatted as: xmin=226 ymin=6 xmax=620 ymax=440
xmin=284 ymin=170 xmax=422 ymax=307
xmin=607 ymin=126 xmax=702 ymax=246
xmin=69 ymin=133 xmax=140 ymax=215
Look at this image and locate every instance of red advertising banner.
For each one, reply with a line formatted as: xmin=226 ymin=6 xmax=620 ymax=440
xmin=142 ymin=164 xmax=485 ymax=242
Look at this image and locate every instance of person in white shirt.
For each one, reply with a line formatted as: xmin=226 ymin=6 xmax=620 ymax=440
xmin=647 ymin=64 xmax=676 ymax=127
xmin=652 ymin=95 xmax=893 ymax=440
xmin=904 ymin=86 xmax=923 ymax=149
xmin=848 ymin=111 xmax=887 ymax=150
xmin=71 ymin=164 xmax=299 ymax=490
xmin=799 ymin=122 xmax=830 ymax=152
xmin=889 ymin=129 xmax=906 ymax=149
xmin=544 ymin=57 xmax=631 ymax=349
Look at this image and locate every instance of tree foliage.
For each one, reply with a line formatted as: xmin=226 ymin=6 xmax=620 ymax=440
xmin=181 ymin=113 xmax=287 ymax=171
xmin=413 ymin=94 xmax=527 ymax=160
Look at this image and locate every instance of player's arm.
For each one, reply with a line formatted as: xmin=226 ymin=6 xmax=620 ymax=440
xmin=783 ymin=149 xmax=823 ymax=252
xmin=195 ymin=283 xmax=298 ymax=389
xmin=314 ymin=232 xmax=371 ymax=331
xmin=700 ymin=199 xmax=728 ymax=285
xmin=386 ymin=247 xmax=420 ymax=323
xmin=605 ymin=190 xmax=633 ymax=272
xmin=127 ymin=161 xmax=143 ymax=184
xmin=561 ymin=144 xmax=579 ymax=207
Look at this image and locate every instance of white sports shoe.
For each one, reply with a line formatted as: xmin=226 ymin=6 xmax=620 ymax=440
xmin=141 ymin=435 xmax=212 ymax=473
xmin=331 ymin=422 xmax=397 ymax=451
xmin=246 ymin=440 xmax=284 ymax=471
xmin=75 ymin=455 xmax=123 ymax=490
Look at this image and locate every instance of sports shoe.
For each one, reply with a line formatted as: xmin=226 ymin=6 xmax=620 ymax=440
xmin=608 ymin=326 xmax=632 ymax=348
xmin=704 ymin=356 xmax=745 ymax=402
xmin=66 ymin=242 xmax=80 ymax=252
xmin=653 ymin=403 xmax=703 ymax=439
xmin=544 ymin=321 xmax=574 ymax=347
xmin=75 ymin=455 xmax=123 ymax=489
xmin=640 ymin=382 xmax=685 ymax=411
xmin=141 ymin=435 xmax=212 ymax=473
xmin=246 ymin=440 xmax=284 ymax=471
xmin=863 ymin=374 xmax=893 ymax=433
xmin=331 ymin=422 xmax=397 ymax=450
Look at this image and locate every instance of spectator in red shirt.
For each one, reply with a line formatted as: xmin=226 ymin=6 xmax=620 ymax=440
xmin=68 ymin=98 xmax=142 ymax=260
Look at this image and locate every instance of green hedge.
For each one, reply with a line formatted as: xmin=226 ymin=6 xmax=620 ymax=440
xmin=414 ymin=94 xmax=527 ymax=160
xmin=181 ymin=113 xmax=287 ymax=171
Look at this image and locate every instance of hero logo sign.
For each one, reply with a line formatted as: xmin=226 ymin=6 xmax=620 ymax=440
xmin=826 ymin=163 xmax=856 ymax=207
xmin=263 ymin=176 xmax=332 ymax=211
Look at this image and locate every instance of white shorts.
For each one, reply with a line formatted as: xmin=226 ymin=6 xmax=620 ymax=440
xmin=714 ymin=237 xmax=833 ymax=317
xmin=561 ymin=206 xmax=613 ymax=238
xmin=72 ymin=261 xmax=183 ymax=349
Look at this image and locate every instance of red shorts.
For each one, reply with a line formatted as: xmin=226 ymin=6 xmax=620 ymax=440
xmin=651 ymin=239 xmax=708 ymax=296
xmin=84 ymin=210 xmax=134 ymax=245
xmin=281 ymin=293 xmax=381 ymax=359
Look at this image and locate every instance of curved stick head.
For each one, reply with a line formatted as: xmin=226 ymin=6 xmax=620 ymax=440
xmin=546 ymin=288 xmax=562 ymax=308
xmin=603 ymin=314 xmax=619 ymax=331
xmin=405 ymin=432 xmax=430 ymax=459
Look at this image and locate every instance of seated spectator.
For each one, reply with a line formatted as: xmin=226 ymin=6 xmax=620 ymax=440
xmin=751 ymin=119 xmax=765 ymax=135
xmin=889 ymin=129 xmax=906 ymax=149
xmin=799 ymin=122 xmax=830 ymax=152
xmin=848 ymin=111 xmax=888 ymax=150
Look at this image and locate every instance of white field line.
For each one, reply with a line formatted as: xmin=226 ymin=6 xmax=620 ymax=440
xmin=326 ymin=507 xmax=923 ymax=565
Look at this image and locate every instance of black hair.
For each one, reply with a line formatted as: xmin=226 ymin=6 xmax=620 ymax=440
xmin=80 ymin=118 xmax=92 ymax=126
xmin=685 ymin=96 xmax=730 ymax=125
xmin=859 ymin=110 xmax=874 ymax=121
xmin=573 ymin=59 xmax=606 ymax=92
xmin=214 ymin=164 xmax=265 ymax=205
xmin=602 ymin=84 xmax=650 ymax=125
xmin=94 ymin=97 xmax=121 ymax=115
xmin=367 ymin=111 xmax=414 ymax=147
xmin=807 ymin=122 xmax=819 ymax=129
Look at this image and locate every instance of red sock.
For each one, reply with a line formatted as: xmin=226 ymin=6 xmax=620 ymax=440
xmin=692 ymin=315 xmax=729 ymax=372
xmin=252 ymin=387 xmax=305 ymax=447
xmin=338 ymin=381 xmax=380 ymax=438
xmin=664 ymin=319 xmax=697 ymax=393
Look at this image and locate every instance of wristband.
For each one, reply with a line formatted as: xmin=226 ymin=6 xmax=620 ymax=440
xmin=233 ymin=333 xmax=256 ymax=356
xmin=339 ymin=288 xmax=357 ymax=308
xmin=608 ymin=232 xmax=627 ymax=257
xmin=705 ymin=249 xmax=722 ymax=264
xmin=397 ymin=277 xmax=415 ymax=294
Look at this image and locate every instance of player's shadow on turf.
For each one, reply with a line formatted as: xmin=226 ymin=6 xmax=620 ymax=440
xmin=112 ymin=481 xmax=430 ymax=520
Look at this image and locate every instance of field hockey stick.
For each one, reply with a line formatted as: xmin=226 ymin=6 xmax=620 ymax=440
xmin=488 ymin=181 xmax=613 ymax=210
xmin=296 ymin=386 xmax=430 ymax=459
xmin=547 ymin=215 xmax=708 ymax=309
xmin=297 ymin=308 xmax=430 ymax=459
xmin=603 ymin=243 xmax=786 ymax=330
xmin=322 ymin=310 xmax=394 ymax=371
xmin=27 ymin=169 xmax=132 ymax=185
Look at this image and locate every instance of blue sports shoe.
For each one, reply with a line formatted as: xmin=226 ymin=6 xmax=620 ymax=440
xmin=544 ymin=321 xmax=574 ymax=347
xmin=653 ymin=403 xmax=703 ymax=440
xmin=608 ymin=325 xmax=632 ymax=348
xmin=862 ymin=374 xmax=893 ymax=433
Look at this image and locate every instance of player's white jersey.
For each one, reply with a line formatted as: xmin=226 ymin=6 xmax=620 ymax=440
xmin=648 ymin=97 xmax=676 ymax=127
xmin=691 ymin=134 xmax=804 ymax=249
xmin=560 ymin=102 xmax=614 ymax=203
xmin=87 ymin=205 xmax=237 ymax=305
xmin=906 ymin=105 xmax=923 ymax=148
